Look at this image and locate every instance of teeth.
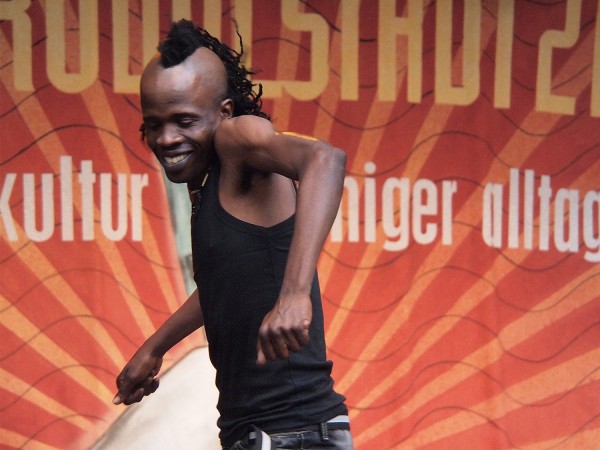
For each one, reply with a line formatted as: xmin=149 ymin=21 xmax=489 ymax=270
xmin=164 ymin=154 xmax=188 ymax=165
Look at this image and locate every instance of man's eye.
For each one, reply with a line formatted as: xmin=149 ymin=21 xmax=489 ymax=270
xmin=144 ymin=122 xmax=161 ymax=131
xmin=177 ymin=119 xmax=195 ymax=128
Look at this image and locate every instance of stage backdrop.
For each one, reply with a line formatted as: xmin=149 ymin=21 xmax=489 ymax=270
xmin=1 ymin=1 xmax=599 ymax=449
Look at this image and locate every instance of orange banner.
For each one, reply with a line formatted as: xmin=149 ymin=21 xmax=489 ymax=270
xmin=1 ymin=1 xmax=599 ymax=449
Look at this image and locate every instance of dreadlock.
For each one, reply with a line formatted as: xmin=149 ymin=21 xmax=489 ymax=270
xmin=158 ymin=19 xmax=270 ymax=120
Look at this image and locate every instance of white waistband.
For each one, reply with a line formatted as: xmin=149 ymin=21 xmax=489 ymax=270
xmin=327 ymin=414 xmax=350 ymax=424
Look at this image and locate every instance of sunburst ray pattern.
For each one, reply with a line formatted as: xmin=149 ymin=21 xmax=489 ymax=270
xmin=1 ymin=1 xmax=598 ymax=449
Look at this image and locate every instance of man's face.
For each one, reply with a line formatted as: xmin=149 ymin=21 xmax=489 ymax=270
xmin=140 ymin=48 xmax=230 ymax=183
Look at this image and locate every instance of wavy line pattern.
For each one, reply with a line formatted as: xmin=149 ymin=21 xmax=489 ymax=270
xmin=0 ymin=1 xmax=598 ymax=449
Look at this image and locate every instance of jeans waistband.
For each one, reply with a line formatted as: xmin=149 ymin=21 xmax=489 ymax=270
xmin=227 ymin=416 xmax=352 ymax=449
xmin=249 ymin=414 xmax=351 ymax=439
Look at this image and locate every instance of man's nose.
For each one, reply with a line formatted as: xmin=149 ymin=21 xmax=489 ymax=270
xmin=156 ymin=124 xmax=182 ymax=147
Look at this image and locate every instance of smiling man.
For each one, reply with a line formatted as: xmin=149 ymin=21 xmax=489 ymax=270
xmin=112 ymin=20 xmax=353 ymax=450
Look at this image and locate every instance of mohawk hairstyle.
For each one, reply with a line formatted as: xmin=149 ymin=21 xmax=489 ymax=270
xmin=158 ymin=19 xmax=270 ymax=120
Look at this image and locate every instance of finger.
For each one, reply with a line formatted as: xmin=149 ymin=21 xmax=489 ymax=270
xmin=258 ymin=329 xmax=277 ymax=362
xmin=256 ymin=328 xmax=271 ymax=365
xmin=148 ymin=378 xmax=160 ymax=394
xmin=114 ymin=370 xmax=133 ymax=405
xmin=283 ymin=337 xmax=300 ymax=353
xmin=256 ymin=344 xmax=266 ymax=366
xmin=281 ymin=329 xmax=302 ymax=352
xmin=124 ymin=387 xmax=145 ymax=405
xmin=117 ymin=377 xmax=159 ymax=405
xmin=291 ymin=321 xmax=310 ymax=347
xmin=139 ymin=381 xmax=153 ymax=398
xmin=272 ymin=336 xmax=290 ymax=360
xmin=141 ymin=374 xmax=155 ymax=391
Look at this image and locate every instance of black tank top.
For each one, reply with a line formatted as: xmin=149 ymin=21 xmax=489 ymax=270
xmin=191 ymin=164 xmax=347 ymax=447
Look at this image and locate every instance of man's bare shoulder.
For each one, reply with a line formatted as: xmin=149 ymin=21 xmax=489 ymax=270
xmin=214 ymin=115 xmax=278 ymax=171
xmin=216 ymin=115 xmax=275 ymax=146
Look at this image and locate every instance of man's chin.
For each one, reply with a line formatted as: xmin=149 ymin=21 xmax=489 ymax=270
xmin=163 ymin=167 xmax=191 ymax=184
xmin=160 ymin=155 xmax=211 ymax=184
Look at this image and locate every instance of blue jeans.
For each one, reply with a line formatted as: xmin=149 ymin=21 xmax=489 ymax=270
xmin=268 ymin=429 xmax=353 ymax=449
xmin=227 ymin=423 xmax=354 ymax=449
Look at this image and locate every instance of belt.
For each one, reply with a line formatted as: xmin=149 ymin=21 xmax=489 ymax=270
xmin=248 ymin=415 xmax=350 ymax=448
xmin=247 ymin=414 xmax=350 ymax=441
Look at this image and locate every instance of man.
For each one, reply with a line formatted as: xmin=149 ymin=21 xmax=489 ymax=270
xmin=113 ymin=20 xmax=352 ymax=450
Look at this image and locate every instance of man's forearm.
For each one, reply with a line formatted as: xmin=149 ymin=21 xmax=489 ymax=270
xmin=145 ymin=289 xmax=204 ymax=356
xmin=280 ymin=143 xmax=346 ymax=297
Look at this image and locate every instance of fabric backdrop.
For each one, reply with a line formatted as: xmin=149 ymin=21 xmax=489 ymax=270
xmin=1 ymin=1 xmax=599 ymax=449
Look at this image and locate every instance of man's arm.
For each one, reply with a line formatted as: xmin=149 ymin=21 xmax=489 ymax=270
xmin=216 ymin=116 xmax=346 ymax=365
xmin=113 ymin=289 xmax=204 ymax=405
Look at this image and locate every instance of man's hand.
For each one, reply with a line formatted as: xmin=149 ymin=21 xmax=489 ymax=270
xmin=112 ymin=290 xmax=203 ymax=405
xmin=113 ymin=347 xmax=163 ymax=405
xmin=256 ymin=293 xmax=312 ymax=365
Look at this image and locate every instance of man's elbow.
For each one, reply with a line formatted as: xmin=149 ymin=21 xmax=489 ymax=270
xmin=332 ymin=146 xmax=347 ymax=172
xmin=314 ymin=142 xmax=346 ymax=177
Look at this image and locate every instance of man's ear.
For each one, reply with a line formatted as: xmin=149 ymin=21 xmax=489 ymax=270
xmin=220 ymin=99 xmax=234 ymax=119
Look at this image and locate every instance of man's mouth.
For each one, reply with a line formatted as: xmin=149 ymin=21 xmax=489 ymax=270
xmin=163 ymin=153 xmax=191 ymax=166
